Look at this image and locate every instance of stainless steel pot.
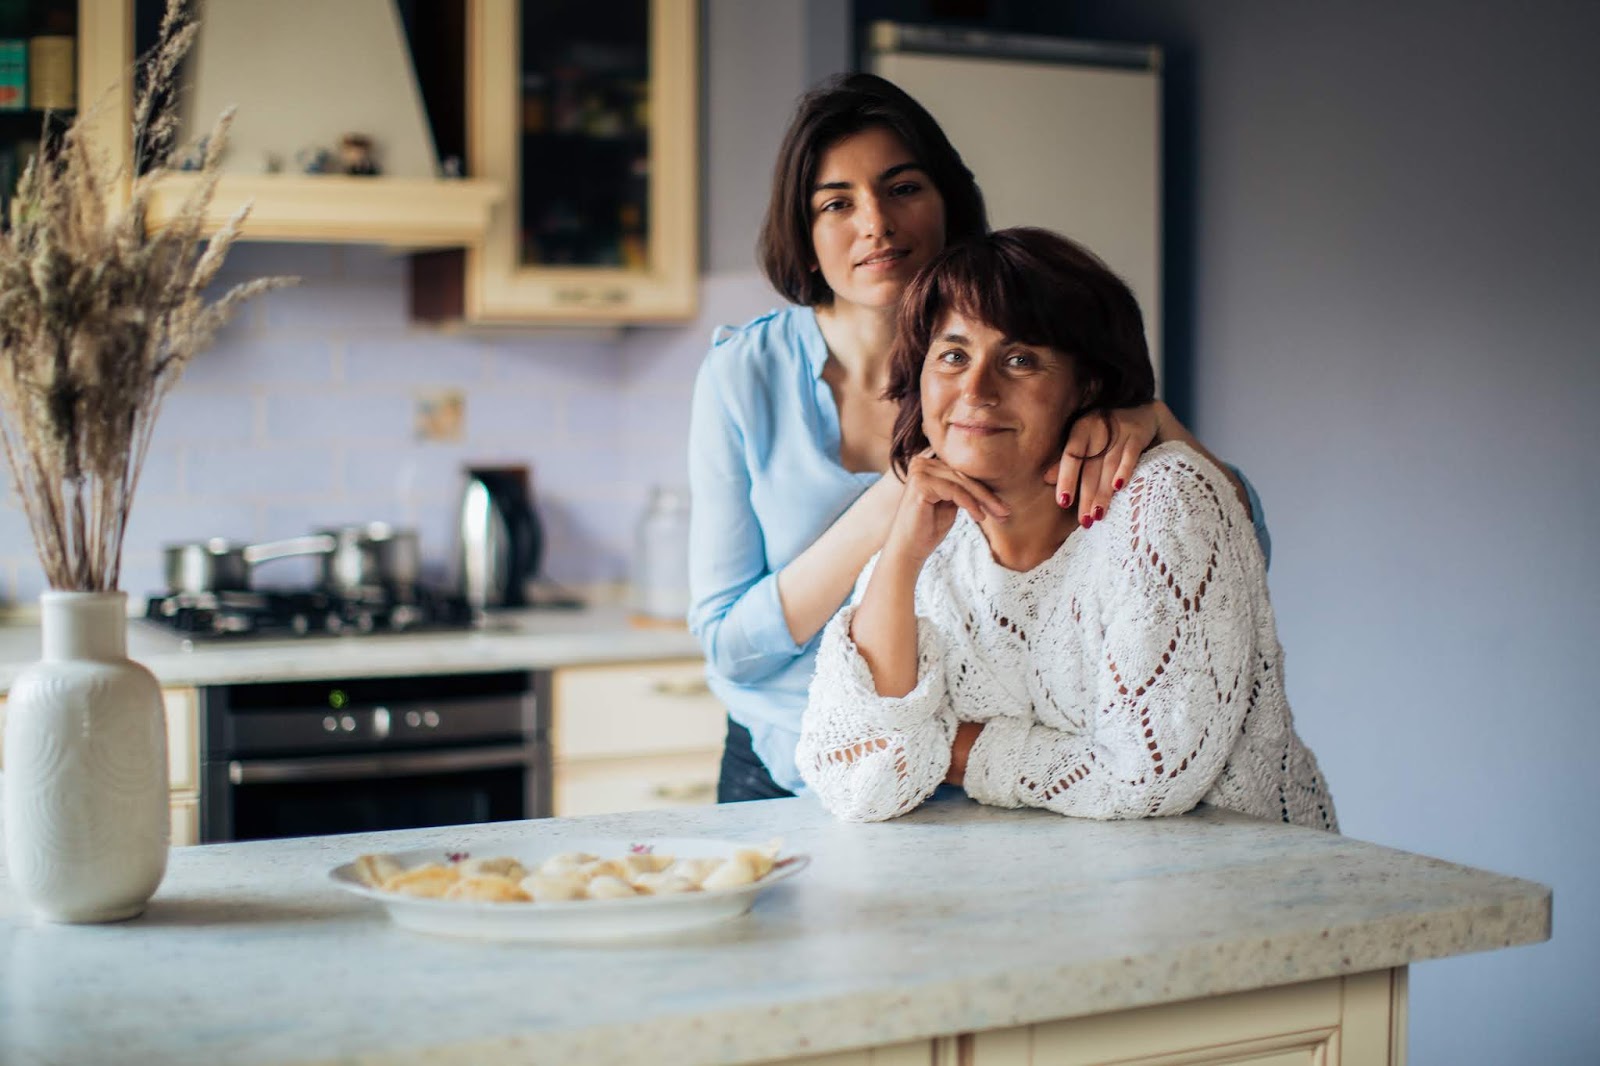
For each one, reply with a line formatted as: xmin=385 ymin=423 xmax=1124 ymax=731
xmin=317 ymin=524 xmax=420 ymax=592
xmin=163 ymin=536 xmax=336 ymax=595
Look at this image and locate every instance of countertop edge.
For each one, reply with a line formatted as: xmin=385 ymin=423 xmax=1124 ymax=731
xmin=300 ymin=880 xmax=1552 ymax=1066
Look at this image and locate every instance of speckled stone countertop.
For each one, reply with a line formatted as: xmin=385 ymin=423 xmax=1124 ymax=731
xmin=0 ymin=605 xmax=702 ymax=693
xmin=0 ymin=796 xmax=1550 ymax=1066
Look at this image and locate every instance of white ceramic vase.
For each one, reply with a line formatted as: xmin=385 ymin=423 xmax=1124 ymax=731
xmin=3 ymin=591 xmax=169 ymax=922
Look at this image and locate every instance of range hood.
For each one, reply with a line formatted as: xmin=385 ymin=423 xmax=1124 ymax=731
xmin=178 ymin=0 xmax=440 ymax=179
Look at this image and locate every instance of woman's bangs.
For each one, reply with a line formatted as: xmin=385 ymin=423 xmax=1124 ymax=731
xmin=931 ymin=247 xmax=1054 ymax=349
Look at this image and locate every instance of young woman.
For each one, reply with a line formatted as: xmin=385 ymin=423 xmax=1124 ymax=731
xmin=797 ymin=228 xmax=1336 ymax=830
xmin=690 ymin=74 xmax=1272 ymax=802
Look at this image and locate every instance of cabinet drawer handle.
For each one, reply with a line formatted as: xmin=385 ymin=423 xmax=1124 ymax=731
xmin=553 ymin=287 xmax=630 ymax=304
xmin=651 ymin=677 xmax=711 ymax=698
xmin=649 ymin=780 xmax=716 ymax=803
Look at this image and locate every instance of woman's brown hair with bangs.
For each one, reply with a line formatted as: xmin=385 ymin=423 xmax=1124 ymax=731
xmin=885 ymin=228 xmax=1157 ymax=477
xmin=759 ymin=73 xmax=988 ymax=307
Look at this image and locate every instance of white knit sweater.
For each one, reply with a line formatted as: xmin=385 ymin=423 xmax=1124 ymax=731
xmin=798 ymin=442 xmax=1338 ymax=831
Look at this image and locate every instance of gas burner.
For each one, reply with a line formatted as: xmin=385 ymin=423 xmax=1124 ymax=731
xmin=144 ymin=585 xmax=476 ymax=640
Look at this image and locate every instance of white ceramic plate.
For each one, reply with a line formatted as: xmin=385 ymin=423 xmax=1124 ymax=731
xmin=328 ymin=836 xmax=810 ymax=942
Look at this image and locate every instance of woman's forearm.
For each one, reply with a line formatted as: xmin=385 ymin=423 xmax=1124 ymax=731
xmin=1153 ymin=402 xmax=1253 ymax=518
xmin=847 ymin=547 xmax=924 ymax=698
xmin=775 ymin=473 xmax=900 ymax=646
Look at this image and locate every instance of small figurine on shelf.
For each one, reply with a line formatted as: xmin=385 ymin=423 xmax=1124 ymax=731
xmin=262 ymin=151 xmax=283 ymax=174
xmin=339 ymin=134 xmax=379 ymax=176
xmin=440 ymin=155 xmax=463 ymax=179
xmin=295 ymin=145 xmax=333 ymax=174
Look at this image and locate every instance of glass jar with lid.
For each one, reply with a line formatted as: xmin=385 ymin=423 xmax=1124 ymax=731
xmin=631 ymin=485 xmax=691 ymax=623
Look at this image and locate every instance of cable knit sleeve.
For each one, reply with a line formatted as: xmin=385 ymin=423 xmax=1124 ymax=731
xmin=797 ymin=603 xmax=958 ymax=822
xmin=963 ymin=449 xmax=1259 ymax=819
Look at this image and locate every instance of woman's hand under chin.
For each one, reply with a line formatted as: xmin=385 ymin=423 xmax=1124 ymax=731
xmin=883 ymin=453 xmax=1010 ymax=567
xmin=1046 ymin=401 xmax=1166 ymax=528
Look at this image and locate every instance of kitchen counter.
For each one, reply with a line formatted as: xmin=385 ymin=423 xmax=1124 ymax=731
xmin=0 ymin=606 xmax=703 ymax=693
xmin=0 ymin=795 xmax=1550 ymax=1065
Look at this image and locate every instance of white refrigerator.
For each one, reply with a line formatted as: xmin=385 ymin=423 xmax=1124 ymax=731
xmin=868 ymin=23 xmax=1164 ymax=385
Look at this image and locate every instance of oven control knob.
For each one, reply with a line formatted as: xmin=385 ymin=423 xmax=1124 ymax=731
xmin=323 ymin=716 xmax=339 ymax=732
xmin=404 ymin=711 xmax=421 ymax=728
xmin=422 ymin=710 xmax=441 ymax=729
xmin=340 ymin=715 xmax=357 ymax=732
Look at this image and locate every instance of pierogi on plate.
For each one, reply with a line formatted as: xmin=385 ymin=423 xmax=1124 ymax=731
xmin=350 ymin=839 xmax=786 ymax=904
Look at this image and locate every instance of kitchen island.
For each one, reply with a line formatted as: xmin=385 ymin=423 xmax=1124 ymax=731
xmin=0 ymin=794 xmax=1549 ymax=1065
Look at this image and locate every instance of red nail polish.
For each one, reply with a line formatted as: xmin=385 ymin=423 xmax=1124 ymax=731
xmin=1080 ymin=514 xmax=1094 ymax=529
xmin=1093 ymin=505 xmax=1105 ymax=521
xmin=1113 ymin=477 xmax=1125 ymax=490
xmin=1058 ymin=492 xmax=1072 ymax=508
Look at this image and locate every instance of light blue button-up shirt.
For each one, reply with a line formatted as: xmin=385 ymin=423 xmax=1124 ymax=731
xmin=686 ymin=306 xmax=1270 ymax=793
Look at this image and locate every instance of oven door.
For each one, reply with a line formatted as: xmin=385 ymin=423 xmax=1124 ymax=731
xmin=210 ymin=743 xmax=539 ymax=842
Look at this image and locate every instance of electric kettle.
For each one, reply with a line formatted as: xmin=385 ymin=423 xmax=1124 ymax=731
xmin=454 ymin=465 xmax=543 ymax=609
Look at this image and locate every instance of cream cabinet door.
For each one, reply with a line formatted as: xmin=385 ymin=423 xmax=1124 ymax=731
xmin=553 ymin=750 xmax=721 ymax=818
xmin=550 ymin=660 xmax=725 ymax=817
xmin=552 ymin=660 xmax=723 ymax=761
xmin=170 ymin=794 xmax=200 ymax=848
xmin=453 ymin=0 xmax=700 ymax=324
xmin=163 ymin=687 xmax=199 ymax=792
xmin=969 ymin=970 xmax=1405 ymax=1066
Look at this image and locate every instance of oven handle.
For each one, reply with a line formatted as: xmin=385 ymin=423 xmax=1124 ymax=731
xmin=228 ymin=744 xmax=535 ymax=785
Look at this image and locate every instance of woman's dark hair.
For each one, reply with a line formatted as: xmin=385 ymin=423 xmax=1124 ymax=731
xmin=886 ymin=227 xmax=1157 ymax=476
xmin=758 ymin=73 xmax=988 ymax=306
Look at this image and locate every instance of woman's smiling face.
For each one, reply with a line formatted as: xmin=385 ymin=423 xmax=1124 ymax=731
xmin=920 ymin=309 xmax=1080 ymax=486
xmin=809 ymin=125 xmax=946 ymax=311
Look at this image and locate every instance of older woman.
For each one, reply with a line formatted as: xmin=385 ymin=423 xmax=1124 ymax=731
xmin=797 ymin=228 xmax=1337 ymax=830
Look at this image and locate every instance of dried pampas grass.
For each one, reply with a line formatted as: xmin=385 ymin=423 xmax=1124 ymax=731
xmin=0 ymin=0 xmax=295 ymax=592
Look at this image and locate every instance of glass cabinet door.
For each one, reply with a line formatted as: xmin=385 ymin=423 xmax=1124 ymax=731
xmin=467 ymin=0 xmax=697 ymax=323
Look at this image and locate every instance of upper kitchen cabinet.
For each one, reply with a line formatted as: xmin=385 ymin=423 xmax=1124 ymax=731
xmin=74 ymin=0 xmax=502 ymax=249
xmin=411 ymin=0 xmax=699 ymax=325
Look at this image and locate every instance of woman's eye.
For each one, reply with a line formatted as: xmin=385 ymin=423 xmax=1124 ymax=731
xmin=1006 ymin=352 xmax=1038 ymax=369
xmin=816 ymin=198 xmax=847 ymax=214
xmin=936 ymin=349 xmax=967 ymax=366
xmin=890 ymin=181 xmax=921 ymax=196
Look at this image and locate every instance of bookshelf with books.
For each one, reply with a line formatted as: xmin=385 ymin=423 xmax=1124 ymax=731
xmin=0 ymin=0 xmax=79 ymax=225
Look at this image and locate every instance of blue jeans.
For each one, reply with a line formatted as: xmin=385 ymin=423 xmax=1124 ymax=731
xmin=716 ymin=716 xmax=795 ymax=803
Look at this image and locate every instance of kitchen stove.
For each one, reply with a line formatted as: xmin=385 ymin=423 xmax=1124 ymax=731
xmin=144 ymin=584 xmax=477 ymax=640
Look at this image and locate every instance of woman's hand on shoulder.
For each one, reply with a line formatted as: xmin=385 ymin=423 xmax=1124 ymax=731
xmin=885 ymin=453 xmax=1009 ymax=567
xmin=1047 ymin=402 xmax=1167 ymax=528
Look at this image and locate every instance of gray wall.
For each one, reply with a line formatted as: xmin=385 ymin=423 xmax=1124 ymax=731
xmin=1060 ymin=2 xmax=1598 ymax=1061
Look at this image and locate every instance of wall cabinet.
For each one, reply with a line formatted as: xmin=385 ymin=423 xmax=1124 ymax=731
xmin=413 ymin=0 xmax=699 ymax=324
xmin=549 ymin=660 xmax=723 ymax=817
xmin=73 ymin=0 xmax=501 ymax=248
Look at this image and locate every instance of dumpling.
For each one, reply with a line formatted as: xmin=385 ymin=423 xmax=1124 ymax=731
xmin=577 ymin=858 xmax=631 ymax=881
xmin=701 ymin=854 xmax=760 ymax=891
xmin=460 ymin=856 xmax=528 ymax=882
xmin=382 ymin=863 xmax=459 ymax=898
xmin=666 ymin=857 xmax=724 ymax=887
xmin=538 ymin=851 xmax=599 ymax=876
xmin=523 ymin=871 xmax=589 ymax=902
xmin=353 ymin=853 xmax=405 ymax=889
xmin=585 ymin=875 xmax=638 ymax=900
xmin=734 ymin=842 xmax=780 ymax=881
xmin=632 ymin=872 xmax=699 ymax=895
xmin=622 ymin=852 xmax=675 ymax=877
xmin=446 ymin=875 xmax=530 ymax=902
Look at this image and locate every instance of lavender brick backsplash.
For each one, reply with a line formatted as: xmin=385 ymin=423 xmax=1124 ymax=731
xmin=0 ymin=247 xmax=782 ymax=606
